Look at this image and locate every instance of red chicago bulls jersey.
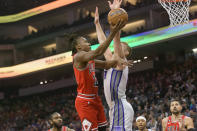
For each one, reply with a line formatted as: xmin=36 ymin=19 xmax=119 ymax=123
xmin=73 ymin=60 xmax=98 ymax=95
xmin=48 ymin=126 xmax=67 ymax=131
xmin=166 ymin=115 xmax=185 ymax=131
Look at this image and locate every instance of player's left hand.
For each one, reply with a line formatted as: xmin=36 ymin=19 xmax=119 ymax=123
xmin=94 ymin=6 xmax=99 ymax=25
xmin=119 ymin=59 xmax=133 ymax=68
xmin=113 ymin=54 xmax=133 ymax=68
xmin=108 ymin=0 xmax=122 ymax=10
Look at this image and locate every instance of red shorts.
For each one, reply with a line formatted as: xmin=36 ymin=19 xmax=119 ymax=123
xmin=75 ymin=96 xmax=107 ymax=131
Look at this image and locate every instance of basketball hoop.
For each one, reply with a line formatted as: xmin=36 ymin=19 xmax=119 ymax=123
xmin=158 ymin=0 xmax=191 ymax=26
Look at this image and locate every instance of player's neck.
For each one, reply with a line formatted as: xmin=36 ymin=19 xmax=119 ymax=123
xmin=52 ymin=127 xmax=62 ymax=131
xmin=139 ymin=128 xmax=148 ymax=131
xmin=172 ymin=113 xmax=181 ymax=119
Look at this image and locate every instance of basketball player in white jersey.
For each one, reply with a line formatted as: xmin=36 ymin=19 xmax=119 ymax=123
xmin=94 ymin=0 xmax=134 ymax=130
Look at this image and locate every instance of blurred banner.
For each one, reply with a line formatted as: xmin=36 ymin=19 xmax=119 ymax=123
xmin=92 ymin=19 xmax=197 ymax=50
xmin=0 ymin=52 xmax=72 ymax=78
xmin=0 ymin=19 xmax=197 ymax=78
xmin=0 ymin=0 xmax=80 ymax=23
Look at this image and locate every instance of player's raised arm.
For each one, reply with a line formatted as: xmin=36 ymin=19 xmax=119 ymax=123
xmin=113 ymin=31 xmax=125 ymax=59
xmin=108 ymin=0 xmax=125 ymax=59
xmin=76 ymin=19 xmax=125 ymax=64
xmin=94 ymin=7 xmax=113 ymax=60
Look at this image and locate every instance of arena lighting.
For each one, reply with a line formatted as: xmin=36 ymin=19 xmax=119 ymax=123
xmin=40 ymin=81 xmax=43 ymax=85
xmin=88 ymin=20 xmax=146 ymax=38
xmin=127 ymin=0 xmax=138 ymax=5
xmin=44 ymin=80 xmax=48 ymax=84
xmin=122 ymin=20 xmax=145 ymax=32
xmin=133 ymin=60 xmax=138 ymax=63
xmin=28 ymin=25 xmax=38 ymax=35
xmin=43 ymin=43 xmax=56 ymax=50
xmin=88 ymin=32 xmax=97 ymax=39
xmin=144 ymin=56 xmax=148 ymax=59
xmin=192 ymin=48 xmax=197 ymax=53
xmin=137 ymin=60 xmax=141 ymax=62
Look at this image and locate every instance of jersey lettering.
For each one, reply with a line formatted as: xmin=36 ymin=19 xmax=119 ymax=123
xmin=89 ymin=63 xmax=98 ymax=87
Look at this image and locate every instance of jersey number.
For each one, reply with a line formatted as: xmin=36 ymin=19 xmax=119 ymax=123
xmin=167 ymin=126 xmax=178 ymax=131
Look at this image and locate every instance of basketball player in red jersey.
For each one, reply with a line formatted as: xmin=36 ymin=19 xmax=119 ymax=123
xmin=162 ymin=99 xmax=195 ymax=131
xmin=71 ymin=8 xmax=126 ymax=131
xmin=48 ymin=112 xmax=75 ymax=131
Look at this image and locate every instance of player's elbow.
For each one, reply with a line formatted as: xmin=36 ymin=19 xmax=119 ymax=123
xmin=95 ymin=50 xmax=104 ymax=57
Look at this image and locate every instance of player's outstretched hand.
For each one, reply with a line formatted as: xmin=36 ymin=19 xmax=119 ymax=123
xmin=119 ymin=59 xmax=133 ymax=68
xmin=94 ymin=6 xmax=99 ymax=25
xmin=108 ymin=0 xmax=122 ymax=10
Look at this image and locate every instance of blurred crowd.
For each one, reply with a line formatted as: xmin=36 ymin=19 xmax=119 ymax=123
xmin=0 ymin=88 xmax=81 ymax=131
xmin=0 ymin=55 xmax=197 ymax=130
xmin=128 ymin=56 xmax=197 ymax=130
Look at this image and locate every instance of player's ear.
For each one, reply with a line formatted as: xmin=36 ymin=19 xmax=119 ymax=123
xmin=76 ymin=44 xmax=81 ymax=51
xmin=180 ymin=105 xmax=182 ymax=111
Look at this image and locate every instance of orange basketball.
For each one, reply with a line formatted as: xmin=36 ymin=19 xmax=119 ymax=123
xmin=108 ymin=8 xmax=128 ymax=26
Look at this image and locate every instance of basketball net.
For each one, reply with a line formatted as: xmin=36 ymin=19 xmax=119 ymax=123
xmin=158 ymin=0 xmax=191 ymax=26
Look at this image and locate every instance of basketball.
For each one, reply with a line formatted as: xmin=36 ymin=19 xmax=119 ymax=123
xmin=108 ymin=8 xmax=128 ymax=26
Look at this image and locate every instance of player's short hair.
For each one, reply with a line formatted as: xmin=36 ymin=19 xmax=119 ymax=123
xmin=69 ymin=34 xmax=81 ymax=56
xmin=49 ymin=112 xmax=59 ymax=120
xmin=170 ymin=98 xmax=182 ymax=105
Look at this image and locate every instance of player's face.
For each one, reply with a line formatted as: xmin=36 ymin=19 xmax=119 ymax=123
xmin=136 ymin=119 xmax=146 ymax=130
xmin=78 ymin=37 xmax=91 ymax=52
xmin=170 ymin=101 xmax=182 ymax=115
xmin=51 ymin=113 xmax=63 ymax=128
xmin=121 ymin=43 xmax=130 ymax=57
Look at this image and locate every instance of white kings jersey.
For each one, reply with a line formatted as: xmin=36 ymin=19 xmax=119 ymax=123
xmin=104 ymin=66 xmax=128 ymax=108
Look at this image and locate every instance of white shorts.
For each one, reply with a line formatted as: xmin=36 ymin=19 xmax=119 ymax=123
xmin=109 ymin=99 xmax=134 ymax=131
